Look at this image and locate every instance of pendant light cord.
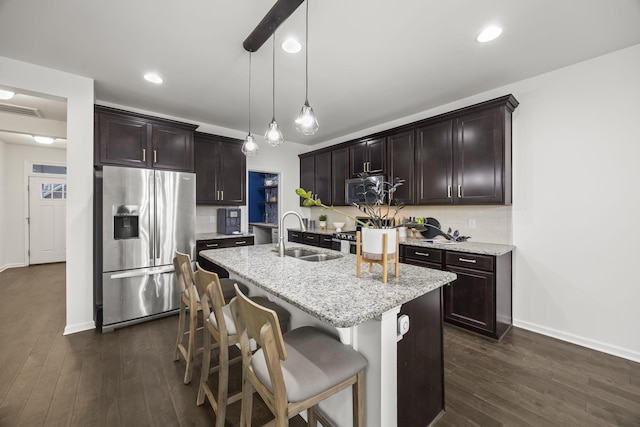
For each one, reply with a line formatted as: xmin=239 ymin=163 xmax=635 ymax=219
xmin=272 ymin=31 xmax=276 ymax=120
xmin=248 ymin=51 xmax=252 ymax=133
xmin=304 ymin=0 xmax=309 ymax=103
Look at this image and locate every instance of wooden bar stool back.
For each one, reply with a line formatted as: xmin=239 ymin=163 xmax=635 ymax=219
xmin=173 ymin=250 xmax=205 ymax=384
xmin=195 ymin=264 xmax=243 ymax=427
xmin=230 ymin=284 xmax=367 ymax=427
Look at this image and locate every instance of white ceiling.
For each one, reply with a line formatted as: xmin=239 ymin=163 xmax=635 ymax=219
xmin=0 ymin=0 xmax=639 ymax=148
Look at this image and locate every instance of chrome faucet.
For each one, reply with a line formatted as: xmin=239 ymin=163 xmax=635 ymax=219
xmin=277 ymin=211 xmax=307 ymax=256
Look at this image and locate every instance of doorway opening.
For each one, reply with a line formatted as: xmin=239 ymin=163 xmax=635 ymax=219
xmin=248 ymin=170 xmax=280 ymax=245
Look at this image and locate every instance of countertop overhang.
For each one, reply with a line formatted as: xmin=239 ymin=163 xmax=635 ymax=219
xmin=200 ymin=243 xmax=456 ymax=328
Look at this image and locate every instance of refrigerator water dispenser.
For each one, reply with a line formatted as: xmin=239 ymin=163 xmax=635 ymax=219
xmin=113 ymin=205 xmax=140 ymax=240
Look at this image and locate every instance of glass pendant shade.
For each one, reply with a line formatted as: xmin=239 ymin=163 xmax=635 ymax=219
xmin=295 ymin=101 xmax=319 ymax=135
xmin=241 ymin=134 xmax=258 ymax=156
xmin=264 ymin=119 xmax=284 ymax=146
xmin=264 ymin=32 xmax=284 ymax=147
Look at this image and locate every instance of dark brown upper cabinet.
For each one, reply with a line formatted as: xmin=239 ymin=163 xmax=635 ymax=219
xmin=299 ymin=94 xmax=518 ymax=206
xmin=454 ymin=107 xmax=509 ymax=204
xmin=416 ymin=95 xmax=518 ymax=205
xmin=331 ymin=146 xmax=350 ymax=206
xmin=387 ymin=130 xmax=415 ymax=205
xmin=415 ymin=121 xmax=454 ymax=205
xmin=349 ymin=137 xmax=386 ymax=177
xmin=94 ymin=105 xmax=196 ymax=172
xmin=299 ymin=152 xmax=331 ymax=206
xmin=194 ymin=132 xmax=246 ymax=205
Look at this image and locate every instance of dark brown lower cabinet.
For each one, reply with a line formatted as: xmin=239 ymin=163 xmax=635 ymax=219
xmin=196 ymin=237 xmax=254 ymax=278
xmin=444 ymin=251 xmax=512 ymax=340
xmin=287 ymin=230 xmax=333 ymax=249
xmin=397 ymin=288 xmax=444 ymax=426
xmin=401 ymin=244 xmax=512 ymax=340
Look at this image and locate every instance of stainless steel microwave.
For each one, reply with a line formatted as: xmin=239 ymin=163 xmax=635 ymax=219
xmin=345 ymin=175 xmax=386 ymax=205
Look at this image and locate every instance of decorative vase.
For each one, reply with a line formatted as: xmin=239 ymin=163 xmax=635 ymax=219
xmin=361 ymin=228 xmax=397 ymax=260
xmin=319 ymin=220 xmax=327 ymax=230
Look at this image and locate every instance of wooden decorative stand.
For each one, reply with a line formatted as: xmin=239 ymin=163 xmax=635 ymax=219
xmin=356 ymin=230 xmax=400 ymax=284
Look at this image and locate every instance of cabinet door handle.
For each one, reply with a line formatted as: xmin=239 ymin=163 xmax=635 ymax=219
xmin=367 ymin=161 xmax=371 ymax=172
xmin=206 ymin=243 xmax=219 ymax=248
xmin=153 ymin=150 xmax=157 ymax=163
xmin=415 ymin=252 xmax=430 ymax=257
xmin=220 ymin=190 xmax=224 ymax=200
xmin=458 ymin=257 xmax=477 ymax=264
xmin=235 ymin=241 xmax=246 ymax=245
xmin=216 ymin=190 xmax=220 ymax=200
xmin=447 ymin=185 xmax=452 ymax=198
xmin=142 ymin=148 xmax=146 ymax=162
xmin=458 ymin=185 xmax=462 ymax=198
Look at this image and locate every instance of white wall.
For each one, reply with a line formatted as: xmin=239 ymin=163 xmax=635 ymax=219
xmin=0 ymin=140 xmax=5 ymax=271
xmin=508 ymin=44 xmax=640 ymax=361
xmin=1 ymin=144 xmax=66 ymax=267
xmin=0 ymin=55 xmax=95 ymax=335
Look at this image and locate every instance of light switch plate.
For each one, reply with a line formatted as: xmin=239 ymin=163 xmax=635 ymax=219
xmin=209 ymin=215 xmax=215 ymax=224
xmin=468 ymin=219 xmax=476 ymax=229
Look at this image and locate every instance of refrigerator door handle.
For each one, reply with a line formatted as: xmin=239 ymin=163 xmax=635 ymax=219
xmin=149 ymin=172 xmax=156 ymax=263
xmin=154 ymin=171 xmax=161 ymax=265
xmin=109 ymin=265 xmax=175 ymax=279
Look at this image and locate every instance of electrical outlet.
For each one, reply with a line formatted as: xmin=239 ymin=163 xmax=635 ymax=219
xmin=468 ymin=219 xmax=476 ymax=229
xmin=209 ymin=215 xmax=215 ymax=224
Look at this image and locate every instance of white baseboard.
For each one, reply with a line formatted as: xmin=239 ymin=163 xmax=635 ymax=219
xmin=513 ymin=319 xmax=640 ymax=363
xmin=64 ymin=320 xmax=96 ymax=335
xmin=0 ymin=262 xmax=27 ymax=273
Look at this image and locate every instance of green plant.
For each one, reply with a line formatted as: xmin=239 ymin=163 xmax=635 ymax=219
xmin=318 ymin=214 xmax=328 ymax=221
xmin=296 ymin=173 xmax=405 ymax=229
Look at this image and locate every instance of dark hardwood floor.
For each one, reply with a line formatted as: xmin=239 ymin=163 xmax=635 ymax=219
xmin=1 ymin=263 xmax=639 ymax=426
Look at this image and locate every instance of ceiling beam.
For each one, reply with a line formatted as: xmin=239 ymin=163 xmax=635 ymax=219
xmin=243 ymin=0 xmax=304 ymax=52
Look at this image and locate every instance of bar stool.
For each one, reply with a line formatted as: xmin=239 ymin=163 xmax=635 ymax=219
xmin=229 ymin=284 xmax=367 ymax=427
xmin=173 ymin=251 xmax=248 ymax=384
xmin=196 ymin=265 xmax=291 ymax=427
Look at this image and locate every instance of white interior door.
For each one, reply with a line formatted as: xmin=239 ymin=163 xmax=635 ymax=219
xmin=29 ymin=176 xmax=67 ymax=264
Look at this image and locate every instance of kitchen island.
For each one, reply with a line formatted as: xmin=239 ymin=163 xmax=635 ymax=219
xmin=201 ymin=243 xmax=456 ymax=427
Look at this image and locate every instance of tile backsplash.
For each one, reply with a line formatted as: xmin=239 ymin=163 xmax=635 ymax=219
xmin=308 ymin=205 xmax=512 ymax=245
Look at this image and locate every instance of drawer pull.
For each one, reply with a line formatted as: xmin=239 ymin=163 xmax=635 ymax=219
xmin=458 ymin=257 xmax=477 ymax=264
xmin=415 ymin=252 xmax=430 ymax=257
xmin=235 ymin=241 xmax=247 ymax=245
xmin=292 ymin=233 xmax=299 ymax=237
xmin=307 ymin=236 xmax=315 ymax=240
xmin=206 ymin=243 xmax=219 ymax=248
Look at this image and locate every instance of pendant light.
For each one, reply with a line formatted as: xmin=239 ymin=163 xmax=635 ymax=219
xmin=295 ymin=0 xmax=319 ymax=135
xmin=264 ymin=31 xmax=284 ymax=146
xmin=242 ymin=52 xmax=259 ymax=156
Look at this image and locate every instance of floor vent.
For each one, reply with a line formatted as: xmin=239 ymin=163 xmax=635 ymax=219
xmin=0 ymin=102 xmax=45 ymax=118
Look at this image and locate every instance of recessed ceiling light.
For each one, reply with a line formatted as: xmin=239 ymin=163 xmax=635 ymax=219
xmin=476 ymin=26 xmax=503 ymax=43
xmin=144 ymin=72 xmax=163 ymax=84
xmin=33 ymin=136 xmax=54 ymax=144
xmin=0 ymin=89 xmax=15 ymax=100
xmin=281 ymin=38 xmax=302 ymax=53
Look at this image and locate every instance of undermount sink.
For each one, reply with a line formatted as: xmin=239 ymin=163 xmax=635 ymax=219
xmin=282 ymin=248 xmax=342 ymax=262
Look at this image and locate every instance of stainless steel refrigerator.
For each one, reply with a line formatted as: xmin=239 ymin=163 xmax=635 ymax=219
xmin=94 ymin=166 xmax=195 ymax=332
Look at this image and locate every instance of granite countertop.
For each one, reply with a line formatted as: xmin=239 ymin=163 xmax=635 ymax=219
xmin=400 ymin=237 xmax=514 ymax=256
xmin=200 ymin=243 xmax=456 ymax=328
xmin=196 ymin=232 xmax=255 ymax=241
xmin=249 ymin=222 xmax=279 ymax=228
xmin=289 ymin=228 xmax=513 ymax=256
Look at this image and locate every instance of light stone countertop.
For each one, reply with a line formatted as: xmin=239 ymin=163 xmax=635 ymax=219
xmin=400 ymin=237 xmax=514 ymax=256
xmin=200 ymin=243 xmax=456 ymax=328
xmin=196 ymin=232 xmax=255 ymax=241
xmin=288 ymin=229 xmax=514 ymax=256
